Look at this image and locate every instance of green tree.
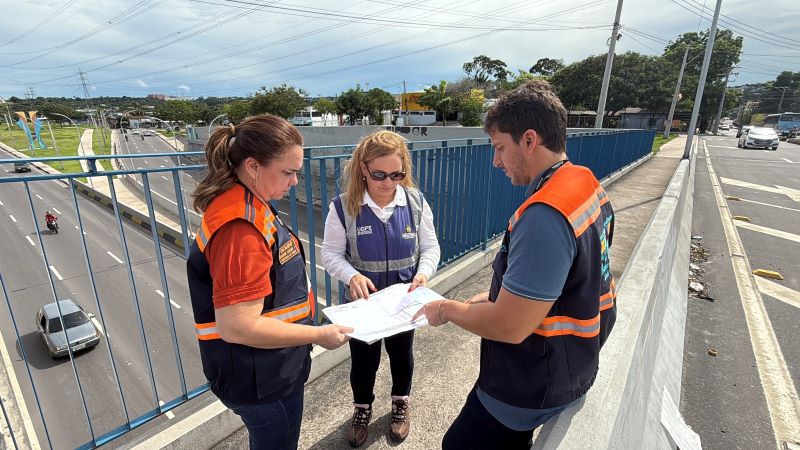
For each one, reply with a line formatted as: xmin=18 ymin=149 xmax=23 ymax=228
xmin=313 ymin=98 xmax=337 ymax=125
xmin=417 ymin=80 xmax=453 ymax=125
xmin=529 ymin=58 xmax=564 ymax=77
xmin=250 ymin=84 xmax=308 ymax=119
xmin=463 ymin=55 xmax=509 ymax=86
xmin=153 ymin=100 xmax=197 ymax=123
xmin=497 ymin=70 xmax=539 ymax=93
xmin=364 ymin=88 xmax=397 ymax=125
xmin=458 ymin=89 xmax=485 ymax=127
xmin=224 ymin=100 xmax=252 ymax=124
xmin=37 ymin=103 xmax=81 ymax=123
xmin=335 ymin=87 xmax=369 ymax=125
xmin=662 ymin=30 xmax=743 ymax=131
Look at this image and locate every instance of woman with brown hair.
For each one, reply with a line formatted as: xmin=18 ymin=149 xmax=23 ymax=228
xmin=321 ymin=130 xmax=441 ymax=446
xmin=187 ymin=114 xmax=352 ymax=450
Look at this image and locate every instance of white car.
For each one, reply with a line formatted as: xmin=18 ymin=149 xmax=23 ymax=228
xmin=738 ymin=127 xmax=779 ymax=150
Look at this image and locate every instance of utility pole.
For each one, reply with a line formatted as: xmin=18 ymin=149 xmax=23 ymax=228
xmin=401 ymin=80 xmax=407 ymax=126
xmin=712 ymin=67 xmax=734 ymax=134
xmin=683 ymin=0 xmax=723 ymax=159
xmin=776 ymin=86 xmax=790 ymax=112
xmin=0 ymin=97 xmax=18 ymax=148
xmin=594 ymin=0 xmax=624 ymax=129
xmin=664 ymin=44 xmax=690 ymax=139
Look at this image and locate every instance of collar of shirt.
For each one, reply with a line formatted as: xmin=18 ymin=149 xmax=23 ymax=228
xmin=362 ymin=185 xmax=407 ymax=208
xmin=525 ymin=174 xmax=544 ymax=198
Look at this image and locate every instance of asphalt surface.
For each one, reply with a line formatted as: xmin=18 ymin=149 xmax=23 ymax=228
xmin=0 ymin=147 xmax=206 ymax=449
xmin=681 ymin=130 xmax=800 ymax=449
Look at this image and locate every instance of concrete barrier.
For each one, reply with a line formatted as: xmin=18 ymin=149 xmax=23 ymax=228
xmin=533 ymin=140 xmax=697 ymax=449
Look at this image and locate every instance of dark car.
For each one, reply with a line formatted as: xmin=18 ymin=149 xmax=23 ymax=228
xmin=13 ymin=161 xmax=31 ymax=173
xmin=36 ymin=300 xmax=100 ymax=358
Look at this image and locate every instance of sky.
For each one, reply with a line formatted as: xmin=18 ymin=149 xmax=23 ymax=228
xmin=0 ymin=0 xmax=797 ymax=99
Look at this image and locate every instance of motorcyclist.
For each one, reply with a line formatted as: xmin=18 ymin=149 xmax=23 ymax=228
xmin=45 ymin=210 xmax=58 ymax=229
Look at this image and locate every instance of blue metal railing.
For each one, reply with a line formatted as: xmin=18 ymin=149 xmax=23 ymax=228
xmin=0 ymin=129 xmax=653 ymax=449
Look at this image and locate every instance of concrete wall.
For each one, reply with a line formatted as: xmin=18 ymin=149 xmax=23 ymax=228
xmin=533 ymin=142 xmax=696 ymax=449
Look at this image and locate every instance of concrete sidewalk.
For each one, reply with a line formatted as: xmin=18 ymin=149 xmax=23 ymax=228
xmin=213 ymin=136 xmax=689 ymax=450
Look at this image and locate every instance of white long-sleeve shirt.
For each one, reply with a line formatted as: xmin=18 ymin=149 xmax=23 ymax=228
xmin=321 ymin=186 xmax=441 ymax=285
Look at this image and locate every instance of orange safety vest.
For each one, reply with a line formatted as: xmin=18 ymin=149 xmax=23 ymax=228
xmin=478 ymin=162 xmax=616 ymax=409
xmin=187 ymin=183 xmax=315 ymax=405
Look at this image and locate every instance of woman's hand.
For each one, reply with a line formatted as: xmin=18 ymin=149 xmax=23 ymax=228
xmin=408 ymin=273 xmax=428 ymax=292
xmin=314 ymin=324 xmax=354 ymax=349
xmin=349 ymin=273 xmax=377 ymax=300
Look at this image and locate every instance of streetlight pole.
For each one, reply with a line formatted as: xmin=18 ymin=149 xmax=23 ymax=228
xmin=594 ymin=0 xmax=624 ymax=129
xmin=44 ymin=119 xmax=65 ymax=169
xmin=50 ymin=112 xmax=91 ymax=187
xmin=207 ymin=114 xmax=227 ymax=138
xmin=0 ymin=97 xmax=19 ymax=148
xmin=147 ymin=115 xmax=192 ymax=225
xmin=683 ymin=0 xmax=723 ymax=159
xmin=664 ymin=45 xmax=689 ymax=139
xmin=776 ymin=86 xmax=790 ymax=112
xmin=712 ymin=67 xmax=734 ymax=134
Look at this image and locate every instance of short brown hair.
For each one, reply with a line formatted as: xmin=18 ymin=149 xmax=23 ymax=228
xmin=484 ymin=80 xmax=567 ymax=153
xmin=343 ymin=130 xmax=417 ymax=218
xmin=193 ymin=114 xmax=303 ymax=212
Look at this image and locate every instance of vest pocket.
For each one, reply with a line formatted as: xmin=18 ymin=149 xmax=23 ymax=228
xmin=397 ymin=267 xmax=414 ymax=283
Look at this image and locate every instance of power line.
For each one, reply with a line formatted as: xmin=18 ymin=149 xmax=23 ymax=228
xmin=0 ymin=0 xmax=80 ymax=49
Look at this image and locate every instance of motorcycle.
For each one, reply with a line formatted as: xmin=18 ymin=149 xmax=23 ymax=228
xmin=46 ymin=219 xmax=59 ymax=234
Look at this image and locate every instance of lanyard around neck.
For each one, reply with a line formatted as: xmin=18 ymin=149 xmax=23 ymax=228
xmin=533 ymin=159 xmax=568 ymax=194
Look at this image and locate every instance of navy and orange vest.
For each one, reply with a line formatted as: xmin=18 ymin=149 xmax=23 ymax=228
xmin=187 ymin=183 xmax=315 ymax=405
xmin=478 ymin=162 xmax=616 ymax=409
xmin=332 ymin=189 xmax=422 ymax=301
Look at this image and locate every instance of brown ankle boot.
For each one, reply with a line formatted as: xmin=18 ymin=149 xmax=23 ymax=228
xmin=347 ymin=405 xmax=372 ymax=447
xmin=390 ymin=399 xmax=410 ymax=442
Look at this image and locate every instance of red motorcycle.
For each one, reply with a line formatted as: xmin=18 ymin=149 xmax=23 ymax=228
xmin=45 ymin=213 xmax=59 ymax=234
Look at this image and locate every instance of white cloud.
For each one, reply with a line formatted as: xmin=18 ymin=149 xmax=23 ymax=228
xmin=0 ymin=0 xmax=797 ymax=97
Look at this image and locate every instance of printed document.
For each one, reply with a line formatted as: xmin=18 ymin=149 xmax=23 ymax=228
xmin=322 ymin=283 xmax=444 ymax=344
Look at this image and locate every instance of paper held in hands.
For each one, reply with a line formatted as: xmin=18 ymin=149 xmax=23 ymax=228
xmin=322 ymin=283 xmax=444 ymax=344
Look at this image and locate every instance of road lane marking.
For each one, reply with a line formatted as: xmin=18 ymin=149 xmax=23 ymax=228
xmin=706 ymin=145 xmax=739 ymax=150
xmin=0 ymin=200 xmax=3 ymax=206
xmin=735 ymin=221 xmax=800 ymax=244
xmin=35 ymin=194 xmax=43 ymax=200
xmin=155 ymin=289 xmax=181 ymax=309
xmin=9 ymin=214 xmax=16 ymax=223
xmin=739 ymin=198 xmax=800 ymax=213
xmin=74 ymin=226 xmax=87 ymax=235
xmin=49 ymin=265 xmax=64 ymax=280
xmin=704 ymin=140 xmax=800 ymax=446
xmin=721 ymin=177 xmax=800 ymax=203
xmin=781 ymin=158 xmax=798 ymax=164
xmin=106 ymin=251 xmax=124 ymax=264
xmin=755 ymin=277 xmax=800 ymax=310
xmin=161 ymin=176 xmax=169 ymax=181
xmin=91 ymin=317 xmax=105 ymax=336
xmin=159 ymin=400 xmax=176 ymax=420
xmin=25 ymin=236 xmax=35 ymax=246
xmin=52 ymin=208 xmax=61 ymax=214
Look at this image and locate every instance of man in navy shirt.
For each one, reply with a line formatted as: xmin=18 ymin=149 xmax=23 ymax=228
xmin=415 ymin=80 xmax=616 ymax=449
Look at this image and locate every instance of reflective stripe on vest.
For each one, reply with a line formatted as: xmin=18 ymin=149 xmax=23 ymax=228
xmin=195 ymin=188 xmax=277 ymax=252
xmin=534 ymin=314 xmax=600 ymax=338
xmin=600 ymin=279 xmax=616 ymax=311
xmin=195 ymin=296 xmax=313 ymax=341
xmin=567 ymin=187 xmax=609 ymax=238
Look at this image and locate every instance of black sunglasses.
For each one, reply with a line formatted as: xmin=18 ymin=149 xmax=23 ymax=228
xmin=368 ymin=170 xmax=406 ymax=182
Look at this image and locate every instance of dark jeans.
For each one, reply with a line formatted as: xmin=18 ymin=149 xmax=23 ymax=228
xmin=443 ymin=386 xmax=537 ymax=450
xmin=223 ymin=388 xmax=304 ymax=450
xmin=349 ymin=329 xmax=414 ymax=405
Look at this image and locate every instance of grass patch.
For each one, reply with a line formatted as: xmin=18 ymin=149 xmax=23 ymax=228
xmin=651 ymin=133 xmax=678 ymax=154
xmin=0 ymin=124 xmax=112 ymax=172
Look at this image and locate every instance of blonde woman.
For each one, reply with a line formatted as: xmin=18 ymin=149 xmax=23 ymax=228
xmin=321 ymin=130 xmax=441 ymax=446
xmin=187 ymin=114 xmax=352 ymax=450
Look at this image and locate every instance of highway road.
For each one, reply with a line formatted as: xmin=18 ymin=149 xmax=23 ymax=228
xmin=682 ymin=131 xmax=800 ymax=448
xmin=0 ymin=147 xmax=206 ymax=449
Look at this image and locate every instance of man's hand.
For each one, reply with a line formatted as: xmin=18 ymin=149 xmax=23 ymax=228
xmin=349 ymin=273 xmax=377 ymax=300
xmin=314 ymin=324 xmax=354 ymax=349
xmin=408 ymin=274 xmax=428 ymax=292
xmin=464 ymin=291 xmax=490 ymax=304
xmin=412 ymin=299 xmax=449 ymax=327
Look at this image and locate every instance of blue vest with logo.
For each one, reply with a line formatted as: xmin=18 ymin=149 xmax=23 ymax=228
xmin=332 ymin=188 xmax=423 ymax=301
xmin=479 ymin=163 xmax=616 ymax=409
xmin=187 ymin=183 xmax=314 ymax=405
